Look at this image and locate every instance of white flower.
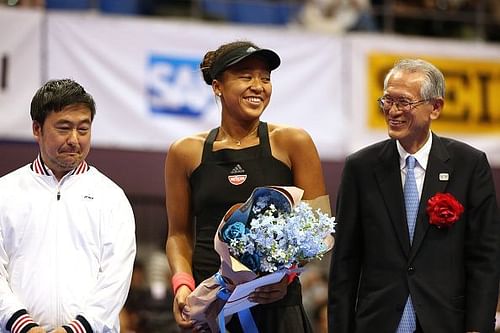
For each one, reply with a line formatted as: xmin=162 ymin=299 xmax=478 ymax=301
xmin=227 ymin=199 xmax=336 ymax=274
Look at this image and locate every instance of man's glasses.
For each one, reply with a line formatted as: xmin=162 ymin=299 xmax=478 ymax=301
xmin=377 ymin=97 xmax=431 ymax=113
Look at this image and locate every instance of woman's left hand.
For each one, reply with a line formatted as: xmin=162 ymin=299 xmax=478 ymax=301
xmin=248 ymin=276 xmax=288 ymax=304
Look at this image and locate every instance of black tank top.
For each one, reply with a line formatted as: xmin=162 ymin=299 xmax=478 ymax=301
xmin=189 ymin=121 xmax=302 ymax=306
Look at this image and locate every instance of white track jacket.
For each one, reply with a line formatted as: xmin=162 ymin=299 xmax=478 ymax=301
xmin=0 ymin=157 xmax=136 ymax=333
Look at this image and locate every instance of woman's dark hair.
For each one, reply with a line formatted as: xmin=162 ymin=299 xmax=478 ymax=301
xmin=200 ymin=41 xmax=259 ymax=85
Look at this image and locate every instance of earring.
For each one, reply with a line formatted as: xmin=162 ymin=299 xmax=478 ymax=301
xmin=217 ymin=92 xmax=222 ymax=97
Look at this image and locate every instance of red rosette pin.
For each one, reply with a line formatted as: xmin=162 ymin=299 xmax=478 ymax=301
xmin=426 ymin=192 xmax=464 ymax=228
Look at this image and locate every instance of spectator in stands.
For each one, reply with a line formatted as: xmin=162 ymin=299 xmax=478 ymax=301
xmin=312 ymin=301 xmax=328 ymax=333
xmin=122 ymin=253 xmax=179 ymax=333
xmin=389 ymin=0 xmax=480 ymax=38
xmin=299 ymin=260 xmax=329 ymax=321
xmin=121 ymin=260 xmax=149 ymax=333
xmin=496 ymin=295 xmax=500 ymax=332
xmin=486 ymin=0 xmax=500 ymax=41
xmin=297 ymin=0 xmax=377 ymax=34
xmin=0 ymin=78 xmax=136 ymax=332
xmin=12 ymin=0 xmax=44 ymax=7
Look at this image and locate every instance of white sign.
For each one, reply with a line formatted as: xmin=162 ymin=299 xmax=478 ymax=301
xmin=0 ymin=8 xmax=43 ymax=140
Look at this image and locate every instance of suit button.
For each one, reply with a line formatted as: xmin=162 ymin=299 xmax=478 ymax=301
xmin=408 ymin=266 xmax=415 ymax=274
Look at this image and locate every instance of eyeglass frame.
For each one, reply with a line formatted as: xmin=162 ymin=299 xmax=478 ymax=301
xmin=377 ymin=96 xmax=432 ymax=112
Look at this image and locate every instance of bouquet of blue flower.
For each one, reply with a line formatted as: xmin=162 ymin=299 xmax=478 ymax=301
xmin=183 ymin=186 xmax=335 ymax=332
xmin=220 ymin=187 xmax=335 ymax=274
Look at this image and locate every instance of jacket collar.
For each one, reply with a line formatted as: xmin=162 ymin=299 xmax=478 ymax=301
xmin=31 ymin=154 xmax=89 ymax=178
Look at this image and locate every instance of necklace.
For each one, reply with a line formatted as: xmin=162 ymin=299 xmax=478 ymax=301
xmin=220 ymin=125 xmax=259 ymax=146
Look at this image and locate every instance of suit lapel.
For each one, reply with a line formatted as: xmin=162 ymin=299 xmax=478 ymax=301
xmin=374 ymin=140 xmax=410 ymax=256
xmin=409 ymin=133 xmax=452 ymax=261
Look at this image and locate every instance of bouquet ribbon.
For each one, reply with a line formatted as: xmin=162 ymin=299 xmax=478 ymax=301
xmin=236 ymin=309 xmax=259 ymax=333
xmin=215 ymin=272 xmax=259 ymax=333
xmin=217 ymin=307 xmax=258 ymax=333
xmin=215 ymin=272 xmax=231 ymax=301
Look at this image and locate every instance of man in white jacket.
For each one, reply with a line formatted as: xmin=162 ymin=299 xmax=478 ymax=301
xmin=0 ymin=79 xmax=136 ymax=333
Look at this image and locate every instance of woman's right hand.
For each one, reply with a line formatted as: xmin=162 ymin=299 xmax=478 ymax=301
xmin=173 ymin=285 xmax=194 ymax=330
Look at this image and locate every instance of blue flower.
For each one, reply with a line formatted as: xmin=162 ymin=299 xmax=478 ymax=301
xmin=221 ymin=221 xmax=246 ymax=243
xmin=221 ymin=189 xmax=336 ymax=274
xmin=240 ymin=252 xmax=260 ymax=272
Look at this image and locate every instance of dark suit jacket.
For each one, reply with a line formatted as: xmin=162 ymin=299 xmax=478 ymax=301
xmin=328 ymin=133 xmax=500 ymax=333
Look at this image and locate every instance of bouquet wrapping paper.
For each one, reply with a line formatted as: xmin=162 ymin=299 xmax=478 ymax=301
xmin=183 ymin=186 xmax=335 ymax=332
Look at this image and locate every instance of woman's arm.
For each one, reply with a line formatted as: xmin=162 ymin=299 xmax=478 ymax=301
xmin=164 ymin=136 xmax=201 ymax=330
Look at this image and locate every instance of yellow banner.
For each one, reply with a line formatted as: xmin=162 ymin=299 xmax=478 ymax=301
xmin=368 ymin=54 xmax=500 ymax=133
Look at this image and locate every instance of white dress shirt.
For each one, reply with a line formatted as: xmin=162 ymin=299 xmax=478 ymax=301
xmin=396 ymin=132 xmax=433 ymax=198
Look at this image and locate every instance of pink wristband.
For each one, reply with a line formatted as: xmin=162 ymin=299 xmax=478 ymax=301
xmin=172 ymin=272 xmax=195 ymax=295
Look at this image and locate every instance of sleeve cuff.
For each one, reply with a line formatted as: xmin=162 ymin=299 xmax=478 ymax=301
xmin=62 ymin=315 xmax=93 ymax=333
xmin=6 ymin=310 xmax=39 ymax=333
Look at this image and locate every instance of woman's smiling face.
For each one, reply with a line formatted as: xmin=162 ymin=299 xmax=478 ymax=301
xmin=218 ymin=56 xmax=272 ymax=121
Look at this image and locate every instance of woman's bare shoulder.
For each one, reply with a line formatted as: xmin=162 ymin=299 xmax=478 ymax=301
xmin=169 ymin=131 xmax=209 ymax=152
xmin=267 ymin=123 xmax=312 ymax=143
xmin=166 ymin=131 xmax=210 ymax=173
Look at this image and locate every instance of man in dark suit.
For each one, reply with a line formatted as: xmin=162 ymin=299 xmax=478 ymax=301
xmin=328 ymin=59 xmax=500 ymax=333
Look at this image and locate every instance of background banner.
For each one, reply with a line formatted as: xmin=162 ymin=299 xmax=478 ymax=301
xmin=1 ymin=8 xmax=499 ymax=164
xmin=0 ymin=8 xmax=43 ymax=140
xmin=45 ymin=12 xmax=346 ymax=158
